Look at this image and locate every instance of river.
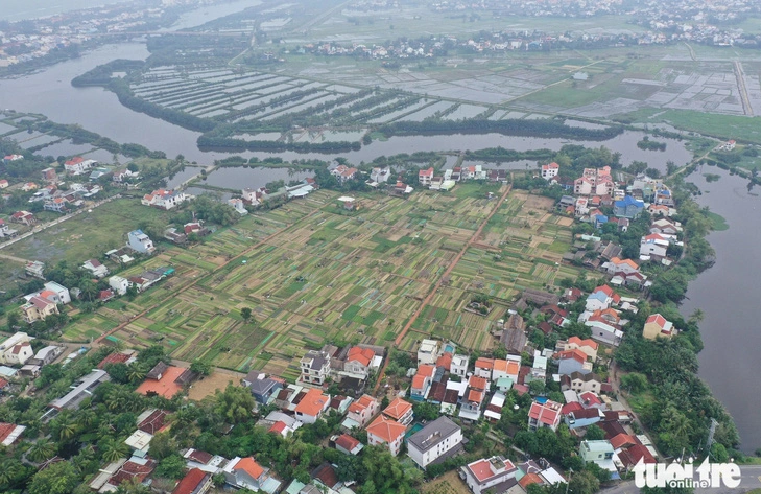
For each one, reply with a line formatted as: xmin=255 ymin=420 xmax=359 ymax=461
xmin=681 ymin=167 xmax=761 ymax=454
xmin=2 ymin=0 xmax=124 ymax=22
xmin=1 ymin=20 xmax=755 ymax=450
xmin=0 ymin=42 xmax=693 ymax=170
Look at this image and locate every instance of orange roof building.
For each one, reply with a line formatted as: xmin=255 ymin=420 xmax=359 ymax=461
xmin=346 ymin=347 xmax=375 ymax=367
xmin=135 ymin=366 xmax=185 ymax=398
xmin=365 ymin=415 xmax=407 ymax=456
xmin=293 ymin=388 xmax=330 ymax=423
xmin=382 ymin=397 xmax=413 ymax=425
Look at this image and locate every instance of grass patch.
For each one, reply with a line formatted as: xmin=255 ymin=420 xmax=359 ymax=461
xmin=341 ymin=305 xmax=361 ymax=321
xmin=706 ymin=211 xmax=729 ymax=231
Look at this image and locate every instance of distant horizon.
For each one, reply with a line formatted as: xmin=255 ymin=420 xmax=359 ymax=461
xmin=2 ymin=0 xmax=130 ymax=22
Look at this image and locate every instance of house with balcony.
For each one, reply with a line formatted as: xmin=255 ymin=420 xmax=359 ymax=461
xmin=463 ymin=456 xmax=519 ymax=494
xmin=407 ymin=416 xmax=462 ymax=468
xmin=528 ymin=400 xmax=563 ymax=432
xmin=541 ymin=162 xmax=559 ymax=180
xmin=382 ymin=397 xmax=413 ymax=425
xmin=127 ymin=230 xmax=155 ymax=254
xmin=300 ymin=349 xmax=331 ymax=386
xmin=365 ymin=415 xmax=407 ymax=456
xmin=450 ymin=353 xmax=469 ymax=378
xmin=142 ymin=189 xmax=188 ymax=210
xmin=418 ymin=339 xmax=440 ymax=365
xmin=345 ymin=394 xmax=379 ymax=429
xmin=21 ymin=296 xmax=59 ymax=324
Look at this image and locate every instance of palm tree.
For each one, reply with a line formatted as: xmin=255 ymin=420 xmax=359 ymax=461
xmin=78 ymin=410 xmax=97 ymax=429
xmin=127 ymin=365 xmax=147 ymax=385
xmin=27 ymin=439 xmax=56 ymax=463
xmin=0 ymin=458 xmax=22 ymax=486
xmin=72 ymin=445 xmax=95 ymax=474
xmin=100 ymin=438 xmax=128 ymax=463
xmin=52 ymin=413 xmax=79 ymax=441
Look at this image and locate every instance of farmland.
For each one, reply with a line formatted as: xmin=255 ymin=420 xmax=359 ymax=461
xmin=64 ymin=185 xmax=586 ymax=381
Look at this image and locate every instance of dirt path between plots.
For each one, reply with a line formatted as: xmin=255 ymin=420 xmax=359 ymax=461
xmin=91 ymin=208 xmax=322 ymax=347
xmin=373 ymin=184 xmax=512 ymax=394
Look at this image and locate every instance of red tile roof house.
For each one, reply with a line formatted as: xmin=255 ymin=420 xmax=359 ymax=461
xmin=419 ymin=167 xmax=434 ymax=186
xmin=293 ymin=388 xmax=331 ymax=424
xmin=334 ymin=433 xmax=363 ymax=455
xmin=346 ymin=394 xmax=380 ymax=428
xmin=97 ymin=352 xmax=131 ymax=369
xmin=382 ymin=397 xmax=413 ymax=425
xmin=365 ymin=415 xmax=407 ymax=456
xmin=464 ymin=456 xmax=519 ymax=494
xmin=0 ymin=422 xmax=26 ymax=446
xmin=410 ymin=364 xmax=435 ymax=401
xmin=172 ymin=467 xmax=213 ymax=494
xmin=107 ymin=458 xmax=156 ymax=491
xmin=222 ymin=456 xmax=281 ymax=493
xmin=528 ymin=400 xmax=563 ymax=432
xmin=342 ymin=346 xmax=376 ymax=379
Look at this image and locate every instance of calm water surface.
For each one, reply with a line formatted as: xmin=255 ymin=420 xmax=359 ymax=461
xmin=2 ymin=34 xmax=755 ymax=449
xmin=681 ymin=167 xmax=761 ymax=453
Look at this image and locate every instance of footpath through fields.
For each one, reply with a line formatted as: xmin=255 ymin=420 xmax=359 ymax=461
xmin=373 ymin=184 xmax=512 ymax=394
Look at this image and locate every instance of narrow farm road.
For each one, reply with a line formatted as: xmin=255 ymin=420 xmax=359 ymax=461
xmin=92 ymin=207 xmax=323 ymax=346
xmin=374 ymin=184 xmax=512 ymax=394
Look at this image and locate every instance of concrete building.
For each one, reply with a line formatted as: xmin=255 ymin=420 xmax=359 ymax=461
xmin=463 ymin=456 xmax=519 ymax=494
xmin=0 ymin=333 xmax=34 ymax=366
xmin=127 ymin=230 xmax=155 ymax=254
xmin=407 ymin=416 xmax=462 ymax=468
xmin=418 ymin=340 xmax=440 ymax=365
xmin=300 ymin=349 xmax=331 ymax=386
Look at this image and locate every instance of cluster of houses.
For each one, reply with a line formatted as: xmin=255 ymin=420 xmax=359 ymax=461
xmin=0 ymin=331 xmax=67 ymax=380
xmin=31 ymin=357 xmax=267 ymax=494
xmin=405 ymin=336 xmax=657 ymax=484
xmin=416 ymin=163 xmax=514 ymax=192
xmin=18 ymin=229 xmax=171 ymax=323
xmin=239 ymin=179 xmax=317 ymax=210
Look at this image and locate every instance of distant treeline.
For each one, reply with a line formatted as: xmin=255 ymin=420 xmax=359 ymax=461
xmin=465 ymin=147 xmax=555 ymax=162
xmin=197 ymin=135 xmax=361 ymax=153
xmin=376 ymin=118 xmax=624 ymax=140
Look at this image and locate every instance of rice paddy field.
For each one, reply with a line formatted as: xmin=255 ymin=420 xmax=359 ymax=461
xmin=62 ymin=185 xmax=584 ymax=380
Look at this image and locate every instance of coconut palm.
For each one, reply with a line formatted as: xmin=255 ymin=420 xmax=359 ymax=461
xmin=127 ymin=364 xmax=147 ymax=385
xmin=52 ymin=413 xmax=79 ymax=441
xmin=0 ymin=458 xmax=23 ymax=486
xmin=27 ymin=439 xmax=56 ymax=463
xmin=77 ymin=410 xmax=97 ymax=429
xmin=100 ymin=438 xmax=128 ymax=463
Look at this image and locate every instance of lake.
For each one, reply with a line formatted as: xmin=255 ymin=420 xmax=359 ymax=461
xmin=681 ymin=167 xmax=761 ymax=453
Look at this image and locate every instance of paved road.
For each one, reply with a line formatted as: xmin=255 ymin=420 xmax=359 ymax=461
xmin=734 ymin=61 xmax=754 ymax=117
xmin=601 ymin=465 xmax=761 ymax=494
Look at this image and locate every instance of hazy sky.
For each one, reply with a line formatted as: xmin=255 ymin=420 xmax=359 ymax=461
xmin=2 ymin=0 xmax=126 ymax=22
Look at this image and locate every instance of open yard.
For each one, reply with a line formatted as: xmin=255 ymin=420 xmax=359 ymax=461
xmin=3 ymin=199 xmax=172 ymax=265
xmin=61 ymin=186 xmax=578 ymax=378
xmin=423 ymin=470 xmax=472 ymax=494
xmin=187 ymin=369 xmax=245 ymax=400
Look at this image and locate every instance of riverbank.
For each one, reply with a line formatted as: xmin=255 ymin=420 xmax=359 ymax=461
xmin=680 ymin=167 xmax=761 ymax=454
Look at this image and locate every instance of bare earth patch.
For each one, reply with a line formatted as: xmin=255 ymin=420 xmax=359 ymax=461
xmin=187 ymin=370 xmax=243 ymax=400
